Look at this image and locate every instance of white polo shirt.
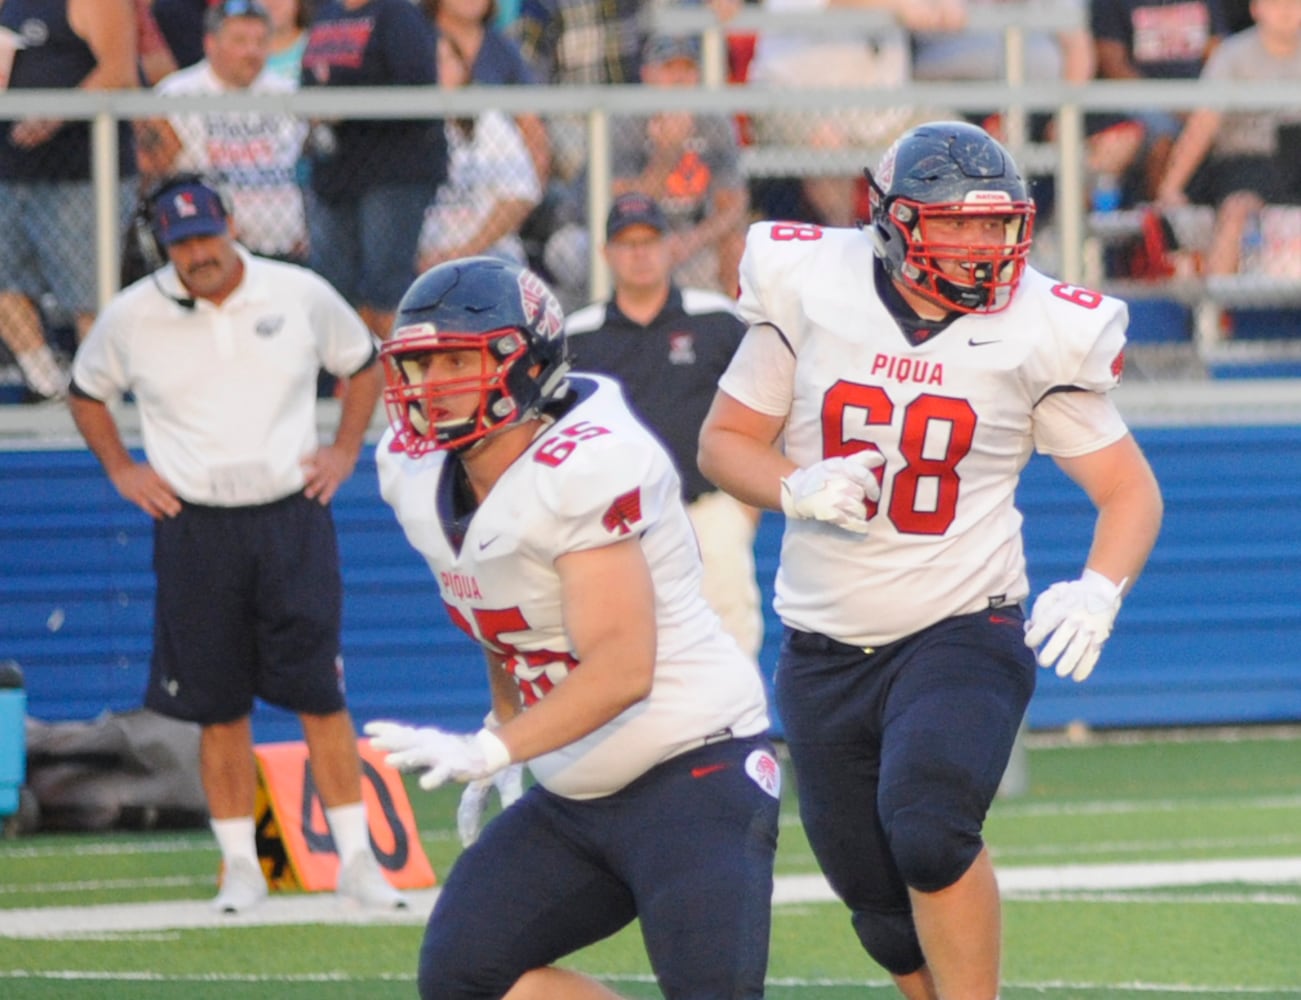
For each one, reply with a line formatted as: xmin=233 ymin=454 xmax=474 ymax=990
xmin=73 ymin=249 xmax=377 ymax=507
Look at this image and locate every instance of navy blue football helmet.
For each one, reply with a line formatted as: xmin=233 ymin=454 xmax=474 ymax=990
xmin=865 ymin=121 xmax=1035 ymax=314
xmin=381 ymin=257 xmax=570 ymax=455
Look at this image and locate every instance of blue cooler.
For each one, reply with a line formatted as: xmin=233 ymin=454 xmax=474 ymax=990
xmin=0 ymin=660 xmax=25 ymax=817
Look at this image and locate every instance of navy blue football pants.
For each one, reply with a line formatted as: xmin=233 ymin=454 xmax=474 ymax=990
xmin=775 ymin=609 xmax=1036 ymax=976
xmin=418 ymin=734 xmax=780 ymax=999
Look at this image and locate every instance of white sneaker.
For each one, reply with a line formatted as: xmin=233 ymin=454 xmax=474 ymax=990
xmin=211 ymin=858 xmax=268 ymax=914
xmin=336 ymin=852 xmax=408 ymax=910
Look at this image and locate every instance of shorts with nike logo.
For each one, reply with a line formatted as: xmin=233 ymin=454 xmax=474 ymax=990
xmin=417 ymin=733 xmax=779 ymax=1000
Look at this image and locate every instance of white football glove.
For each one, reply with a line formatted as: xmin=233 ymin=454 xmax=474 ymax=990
xmin=456 ymin=764 xmax=526 ymax=847
xmin=364 ymin=721 xmax=511 ymax=791
xmin=1023 ymin=569 xmax=1126 ymax=683
xmin=780 ymin=452 xmax=885 ymax=534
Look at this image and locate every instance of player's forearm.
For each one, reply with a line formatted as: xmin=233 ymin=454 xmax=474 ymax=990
xmin=699 ymin=426 xmax=792 ymax=511
xmin=494 ymin=644 xmax=654 ymax=764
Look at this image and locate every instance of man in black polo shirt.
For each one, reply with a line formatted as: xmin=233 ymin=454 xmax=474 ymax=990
xmin=566 ymin=192 xmax=763 ymax=658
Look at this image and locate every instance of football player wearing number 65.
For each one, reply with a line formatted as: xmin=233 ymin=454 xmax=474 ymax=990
xmin=698 ymin=121 xmax=1164 ymax=1000
xmin=368 ymin=256 xmax=778 ymax=1000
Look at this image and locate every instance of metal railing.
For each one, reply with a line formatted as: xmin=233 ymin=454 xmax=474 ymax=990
xmin=0 ymin=3 xmax=1296 ymax=314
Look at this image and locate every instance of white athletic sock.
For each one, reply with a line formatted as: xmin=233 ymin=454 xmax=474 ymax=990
xmin=326 ymin=802 xmax=371 ymax=864
xmin=210 ymin=816 xmax=259 ymax=867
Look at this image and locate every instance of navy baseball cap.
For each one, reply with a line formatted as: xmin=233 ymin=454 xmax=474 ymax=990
xmin=606 ymin=193 xmax=668 ymax=240
xmin=152 ymin=181 xmax=229 ymax=246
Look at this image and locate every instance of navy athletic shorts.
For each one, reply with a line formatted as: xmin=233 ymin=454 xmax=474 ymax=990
xmin=417 ymin=734 xmax=781 ymax=1000
xmin=775 ymin=608 xmax=1035 ymax=910
xmin=145 ymin=492 xmax=346 ymax=725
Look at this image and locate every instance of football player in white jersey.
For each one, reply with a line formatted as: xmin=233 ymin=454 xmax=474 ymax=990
xmin=365 ymin=257 xmax=779 ymax=1000
xmin=698 ymin=121 xmax=1164 ymax=1000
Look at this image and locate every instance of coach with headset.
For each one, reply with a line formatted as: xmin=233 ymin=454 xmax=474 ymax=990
xmin=66 ymin=174 xmax=402 ymax=915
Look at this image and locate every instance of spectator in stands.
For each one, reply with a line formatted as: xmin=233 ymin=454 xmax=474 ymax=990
xmin=67 ymin=174 xmax=403 ymax=916
xmin=509 ymin=0 xmax=750 ymax=288
xmin=300 ymin=0 xmax=446 ymax=341
xmin=912 ymin=0 xmax=1093 ymax=105
xmin=136 ymin=0 xmax=310 ymax=263
xmin=542 ymin=33 xmax=751 ymax=306
xmin=263 ymin=0 xmax=311 ymax=85
xmin=512 ymin=0 xmax=642 ymax=86
xmin=1154 ymin=0 xmax=1301 ymax=275
xmin=510 ymin=0 xmax=643 ymax=204
xmin=1091 ymin=0 xmax=1232 ymax=203
xmin=1224 ymin=0 xmax=1258 ymax=31
xmin=416 ymin=34 xmax=541 ymax=270
xmin=153 ymin=0 xmax=210 ymax=70
xmin=137 ymin=0 xmax=180 ymax=84
xmin=613 ymin=34 xmax=749 ymax=295
xmin=0 ymin=0 xmax=137 ymax=401
xmin=566 ymin=192 xmax=764 ymax=658
xmin=420 ymin=0 xmax=549 ymax=190
xmin=745 ymin=0 xmax=965 ymax=228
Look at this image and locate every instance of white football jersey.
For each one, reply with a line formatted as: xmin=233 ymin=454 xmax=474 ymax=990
xmin=377 ymin=374 xmax=769 ymax=799
xmin=721 ymin=222 xmax=1131 ymax=647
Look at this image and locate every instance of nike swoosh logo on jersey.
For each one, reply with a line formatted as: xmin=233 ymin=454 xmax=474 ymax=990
xmin=968 ymin=338 xmax=1001 ymax=347
xmin=478 ymin=535 xmax=500 ymax=551
xmin=690 ymin=763 xmax=730 ymax=779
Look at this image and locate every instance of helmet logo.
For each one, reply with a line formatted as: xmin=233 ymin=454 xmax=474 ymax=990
xmin=876 ymin=140 xmax=899 ymax=190
xmin=518 ymin=270 xmax=563 ymax=341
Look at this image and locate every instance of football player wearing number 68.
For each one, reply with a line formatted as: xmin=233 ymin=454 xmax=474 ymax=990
xmin=368 ymin=256 xmax=778 ymax=1000
xmin=698 ymin=121 xmax=1164 ymax=1000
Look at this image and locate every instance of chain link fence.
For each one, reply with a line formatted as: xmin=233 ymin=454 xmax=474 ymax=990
xmin=2 ymin=3 xmax=1299 ymax=400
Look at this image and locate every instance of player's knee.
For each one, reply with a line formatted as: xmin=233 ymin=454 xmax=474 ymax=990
xmin=886 ymin=804 xmax=984 ymax=893
xmin=850 ymin=905 xmax=925 ymax=976
xmin=416 ymin=946 xmax=464 ymax=1000
xmin=417 ymin=925 xmax=497 ymax=1000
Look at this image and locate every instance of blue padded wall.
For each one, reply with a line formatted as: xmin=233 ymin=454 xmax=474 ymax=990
xmin=3 ymin=423 xmax=1299 ymax=741
xmin=1018 ymin=424 xmax=1301 ymax=729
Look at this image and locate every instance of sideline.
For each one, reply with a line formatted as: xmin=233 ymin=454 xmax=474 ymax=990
xmin=1 ymin=857 xmax=1299 ymax=939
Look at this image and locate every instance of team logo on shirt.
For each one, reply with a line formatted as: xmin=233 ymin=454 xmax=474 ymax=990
xmin=255 ymin=315 xmax=285 ymax=337
xmin=668 ymin=331 xmax=696 ymax=365
xmin=600 ymin=488 xmax=643 ymax=536
xmin=745 ymin=750 xmax=781 ymax=799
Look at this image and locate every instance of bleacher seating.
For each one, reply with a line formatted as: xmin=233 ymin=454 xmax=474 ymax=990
xmin=4 ymin=422 xmax=1299 ymax=741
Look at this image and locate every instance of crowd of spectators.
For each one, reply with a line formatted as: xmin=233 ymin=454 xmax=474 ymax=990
xmin=1 ymin=0 xmax=1296 ymax=401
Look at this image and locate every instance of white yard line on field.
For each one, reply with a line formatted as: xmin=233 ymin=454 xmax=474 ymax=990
xmin=0 ymin=857 xmax=1298 ymax=939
